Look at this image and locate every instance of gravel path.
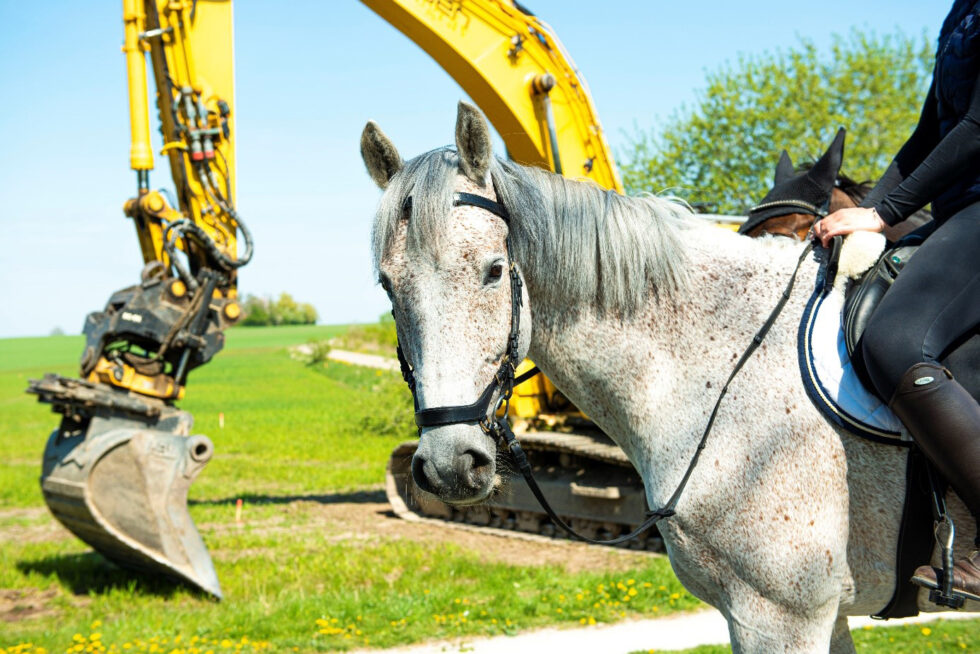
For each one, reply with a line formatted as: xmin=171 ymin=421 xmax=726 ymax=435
xmin=352 ymin=608 xmax=980 ymax=654
xmin=327 ymin=349 xmax=400 ymax=371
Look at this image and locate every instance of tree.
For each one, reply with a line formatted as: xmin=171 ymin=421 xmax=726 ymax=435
xmin=620 ymin=31 xmax=934 ymax=215
xmin=241 ymin=295 xmax=271 ymax=326
xmin=240 ymin=293 xmax=318 ymax=326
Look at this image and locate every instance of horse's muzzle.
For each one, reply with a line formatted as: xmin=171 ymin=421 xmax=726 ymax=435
xmin=411 ymin=425 xmax=496 ymax=504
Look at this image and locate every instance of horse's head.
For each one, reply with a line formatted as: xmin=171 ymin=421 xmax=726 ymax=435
xmin=360 ymin=102 xmax=531 ymax=506
xmin=739 ymin=128 xmax=848 ymax=240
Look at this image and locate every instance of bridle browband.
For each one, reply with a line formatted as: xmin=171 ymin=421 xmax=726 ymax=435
xmin=392 ymin=188 xmax=815 ymax=547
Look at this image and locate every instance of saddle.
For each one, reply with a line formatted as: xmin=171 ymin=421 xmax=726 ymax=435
xmin=840 ymin=226 xmax=980 ymax=403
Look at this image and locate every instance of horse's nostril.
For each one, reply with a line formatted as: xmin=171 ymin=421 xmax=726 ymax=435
xmin=459 ymin=448 xmax=494 ymax=489
xmin=465 ymin=447 xmax=493 ymax=470
xmin=411 ymin=454 xmax=438 ymax=495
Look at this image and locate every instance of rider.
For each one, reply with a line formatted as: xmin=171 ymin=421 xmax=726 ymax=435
xmin=814 ymin=0 xmax=980 ymax=601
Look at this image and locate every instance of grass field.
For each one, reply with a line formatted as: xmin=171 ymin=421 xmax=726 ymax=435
xmin=0 ymin=326 xmax=701 ymax=652
xmin=2 ymin=327 xmax=977 ymax=653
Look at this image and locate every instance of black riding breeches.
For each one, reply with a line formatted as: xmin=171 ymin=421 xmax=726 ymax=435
xmin=862 ymin=202 xmax=980 ymax=400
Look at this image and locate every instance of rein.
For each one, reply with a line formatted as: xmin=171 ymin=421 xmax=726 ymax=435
xmin=393 ymin=190 xmax=815 ymax=546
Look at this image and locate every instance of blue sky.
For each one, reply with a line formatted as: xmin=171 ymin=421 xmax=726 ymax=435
xmin=0 ymin=1 xmax=945 ymax=338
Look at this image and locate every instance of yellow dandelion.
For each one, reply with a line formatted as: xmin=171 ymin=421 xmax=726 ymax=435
xmin=628 ymin=587 xmax=638 ymax=597
xmin=588 ymin=616 xmax=597 ymax=625
xmin=921 ymin=627 xmax=932 ymax=636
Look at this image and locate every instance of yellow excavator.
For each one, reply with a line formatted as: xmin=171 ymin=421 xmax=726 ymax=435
xmin=27 ymin=0 xmax=742 ymax=598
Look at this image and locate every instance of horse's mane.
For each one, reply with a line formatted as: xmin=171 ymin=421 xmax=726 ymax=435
xmin=371 ymin=147 xmax=694 ymax=316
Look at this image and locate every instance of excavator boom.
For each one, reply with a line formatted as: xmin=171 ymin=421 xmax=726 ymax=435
xmin=362 ymin=0 xmax=622 ymax=191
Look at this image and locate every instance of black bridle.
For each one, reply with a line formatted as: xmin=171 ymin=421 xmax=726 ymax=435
xmin=395 ymin=191 xmax=530 ymax=434
xmin=393 ymin=190 xmax=814 ymax=547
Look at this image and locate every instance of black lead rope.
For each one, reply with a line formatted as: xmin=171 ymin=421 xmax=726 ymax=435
xmin=395 ymin=188 xmax=815 ymax=547
xmin=496 ymin=242 xmax=815 ymax=546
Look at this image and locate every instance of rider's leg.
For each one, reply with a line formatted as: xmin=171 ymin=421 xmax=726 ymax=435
xmin=861 ymin=202 xmax=980 ymax=599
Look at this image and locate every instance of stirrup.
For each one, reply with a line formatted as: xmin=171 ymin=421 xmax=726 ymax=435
xmin=927 ymin=516 xmax=966 ymax=608
xmin=920 ymin=465 xmax=967 ymax=609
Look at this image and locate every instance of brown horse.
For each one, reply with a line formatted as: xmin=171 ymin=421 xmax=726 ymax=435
xmin=741 ymin=131 xmax=932 ymax=242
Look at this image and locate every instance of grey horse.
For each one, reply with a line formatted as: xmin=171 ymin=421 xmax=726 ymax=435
xmin=361 ymin=102 xmax=976 ymax=653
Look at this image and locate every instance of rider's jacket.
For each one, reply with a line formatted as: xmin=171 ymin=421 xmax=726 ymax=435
xmin=865 ymin=0 xmax=980 ymax=225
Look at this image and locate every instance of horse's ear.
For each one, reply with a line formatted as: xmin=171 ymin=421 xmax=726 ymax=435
xmin=360 ymin=121 xmax=403 ymax=189
xmin=455 ymin=101 xmax=492 ymax=186
xmin=774 ymin=150 xmax=794 ymax=184
xmin=808 ymin=127 xmax=846 ymax=189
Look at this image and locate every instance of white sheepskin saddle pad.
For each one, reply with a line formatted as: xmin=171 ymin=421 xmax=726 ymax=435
xmin=797 ymin=232 xmax=908 ymax=442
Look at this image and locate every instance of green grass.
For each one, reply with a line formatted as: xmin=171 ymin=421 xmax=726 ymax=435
xmin=2 ymin=521 xmax=696 ymax=651
xmin=0 ymin=326 xmax=701 ymax=652
xmin=641 ymin=618 xmax=980 ymax=653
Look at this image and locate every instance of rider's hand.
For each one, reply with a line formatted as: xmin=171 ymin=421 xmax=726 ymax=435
xmin=812 ymin=207 xmax=886 ymax=248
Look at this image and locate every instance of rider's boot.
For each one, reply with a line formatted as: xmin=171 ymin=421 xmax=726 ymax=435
xmin=888 ymin=362 xmax=980 ymax=602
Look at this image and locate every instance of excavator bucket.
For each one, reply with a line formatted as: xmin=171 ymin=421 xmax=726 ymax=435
xmin=29 ymin=374 xmax=222 ymax=598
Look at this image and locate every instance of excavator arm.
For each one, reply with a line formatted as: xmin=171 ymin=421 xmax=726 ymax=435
xmin=88 ymin=0 xmax=249 ymax=400
xmin=27 ymin=0 xmax=247 ymax=599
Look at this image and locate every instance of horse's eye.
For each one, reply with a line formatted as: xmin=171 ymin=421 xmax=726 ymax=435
xmin=379 ymin=275 xmax=392 ymax=294
xmin=486 ymin=262 xmax=504 ymax=284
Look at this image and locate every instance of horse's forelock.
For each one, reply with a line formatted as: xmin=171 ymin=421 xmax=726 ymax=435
xmin=372 ymin=147 xmax=459 ymax=272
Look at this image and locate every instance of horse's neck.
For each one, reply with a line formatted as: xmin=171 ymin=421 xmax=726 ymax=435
xmin=524 ymin=226 xmax=809 ymax=501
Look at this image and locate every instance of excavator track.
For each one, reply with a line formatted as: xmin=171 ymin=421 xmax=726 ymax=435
xmin=385 ymin=430 xmax=664 ymax=552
